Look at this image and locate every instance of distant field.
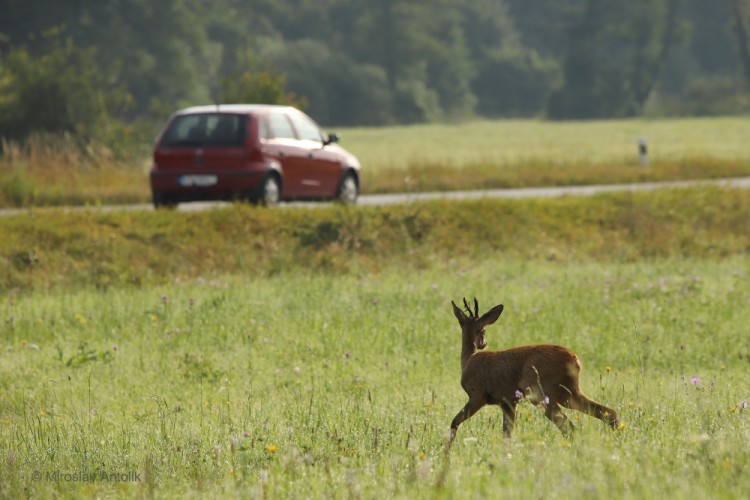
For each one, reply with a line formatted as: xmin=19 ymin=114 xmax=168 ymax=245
xmin=340 ymin=117 xmax=750 ymax=171
xmin=339 ymin=117 xmax=750 ymax=192
xmin=2 ymin=117 xmax=750 ymax=207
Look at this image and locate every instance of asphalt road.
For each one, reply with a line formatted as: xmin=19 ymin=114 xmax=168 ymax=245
xmin=1 ymin=177 xmax=749 ymax=217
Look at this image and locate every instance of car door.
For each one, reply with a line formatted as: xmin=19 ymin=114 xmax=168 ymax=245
xmin=287 ymin=111 xmax=343 ymax=198
xmin=262 ymin=112 xmax=308 ymax=198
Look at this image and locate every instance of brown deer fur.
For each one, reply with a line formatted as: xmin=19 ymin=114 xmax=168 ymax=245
xmin=449 ymin=298 xmax=618 ymax=444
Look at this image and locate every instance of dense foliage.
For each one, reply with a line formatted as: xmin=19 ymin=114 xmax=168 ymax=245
xmin=1 ymin=0 xmax=750 ymax=141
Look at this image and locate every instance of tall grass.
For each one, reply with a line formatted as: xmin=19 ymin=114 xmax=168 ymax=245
xmin=2 ymin=185 xmax=749 ymax=293
xmin=2 ymin=117 xmax=750 ymax=207
xmin=0 ymin=133 xmax=150 ymax=207
xmin=1 ymin=259 xmax=748 ymax=498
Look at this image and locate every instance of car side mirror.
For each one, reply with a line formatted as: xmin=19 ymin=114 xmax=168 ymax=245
xmin=323 ymin=133 xmax=339 ymax=146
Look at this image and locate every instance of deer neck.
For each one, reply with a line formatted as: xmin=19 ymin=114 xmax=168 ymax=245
xmin=460 ymin=334 xmax=478 ymax=371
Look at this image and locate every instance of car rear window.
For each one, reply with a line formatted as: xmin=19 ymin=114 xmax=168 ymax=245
xmin=161 ymin=113 xmax=247 ymax=147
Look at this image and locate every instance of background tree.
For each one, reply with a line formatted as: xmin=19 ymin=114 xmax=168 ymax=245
xmin=0 ymin=40 xmax=127 ymax=142
xmin=548 ymin=0 xmax=686 ymax=119
xmin=2 ymin=0 xmax=750 ymax=140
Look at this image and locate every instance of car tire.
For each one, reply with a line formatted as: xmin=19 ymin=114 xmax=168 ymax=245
xmin=152 ymin=193 xmax=177 ymax=209
xmin=336 ymin=172 xmax=358 ymax=204
xmin=256 ymin=174 xmax=281 ymax=206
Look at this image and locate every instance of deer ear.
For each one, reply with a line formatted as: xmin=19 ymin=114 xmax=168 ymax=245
xmin=478 ymin=304 xmax=504 ymax=327
xmin=451 ymin=301 xmax=467 ymax=323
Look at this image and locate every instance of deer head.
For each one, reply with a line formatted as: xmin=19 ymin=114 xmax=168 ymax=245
xmin=451 ymin=298 xmax=504 ymax=351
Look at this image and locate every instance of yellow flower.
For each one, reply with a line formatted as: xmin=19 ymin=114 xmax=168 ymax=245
xmin=266 ymin=444 xmax=277 ymax=453
xmin=75 ymin=313 xmax=87 ymax=325
xmin=38 ymin=409 xmax=47 ymax=417
xmin=605 ymin=366 xmax=612 ymax=373
xmin=618 ymin=422 xmax=627 ymax=431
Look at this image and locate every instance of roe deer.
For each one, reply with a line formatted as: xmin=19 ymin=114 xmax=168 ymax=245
xmin=448 ymin=298 xmax=618 ymax=444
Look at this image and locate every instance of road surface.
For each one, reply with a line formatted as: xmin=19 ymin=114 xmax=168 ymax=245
xmin=1 ymin=177 xmax=749 ymax=217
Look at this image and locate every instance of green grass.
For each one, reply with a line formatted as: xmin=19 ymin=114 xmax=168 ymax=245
xmin=2 ymin=258 xmax=749 ymax=498
xmin=2 ymin=117 xmax=750 ymax=207
xmin=1 ymin=186 xmax=750 ymax=497
xmin=2 ymin=185 xmax=750 ymax=293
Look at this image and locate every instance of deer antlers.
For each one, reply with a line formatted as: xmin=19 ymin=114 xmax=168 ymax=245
xmin=462 ymin=297 xmax=479 ymax=318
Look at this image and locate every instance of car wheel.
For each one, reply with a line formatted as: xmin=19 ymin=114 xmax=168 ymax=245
xmin=152 ymin=193 xmax=177 ymax=209
xmin=337 ymin=172 xmax=358 ymax=204
xmin=257 ymin=175 xmax=281 ymax=206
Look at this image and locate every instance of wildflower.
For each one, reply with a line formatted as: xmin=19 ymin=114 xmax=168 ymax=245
xmin=161 ymin=294 xmax=168 ymax=306
xmin=113 ymin=345 xmax=118 ymax=351
xmin=690 ymin=376 xmax=700 ymax=386
xmin=741 ymin=400 xmax=748 ymax=410
xmin=372 ymin=297 xmax=379 ymax=305
xmin=617 ymin=422 xmax=626 ymax=431
xmin=514 ymin=390 xmax=523 ymax=400
xmin=606 ymin=366 xmax=612 ymax=373
xmin=266 ymin=444 xmax=277 ymax=453
xmin=344 ymin=352 xmax=351 ymax=359
xmin=711 ymin=380 xmax=716 ymax=388
xmin=543 ymin=396 xmax=550 ymax=406
xmin=431 ymin=283 xmax=438 ymax=290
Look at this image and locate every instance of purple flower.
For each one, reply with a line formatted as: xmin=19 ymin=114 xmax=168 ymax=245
xmin=690 ymin=376 xmax=700 ymax=386
xmin=514 ymin=390 xmax=523 ymax=400
xmin=543 ymin=396 xmax=550 ymax=406
xmin=161 ymin=294 xmax=169 ymax=306
xmin=741 ymin=400 xmax=748 ymax=410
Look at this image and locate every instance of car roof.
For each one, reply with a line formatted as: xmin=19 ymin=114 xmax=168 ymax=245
xmin=173 ymin=104 xmax=295 ymax=116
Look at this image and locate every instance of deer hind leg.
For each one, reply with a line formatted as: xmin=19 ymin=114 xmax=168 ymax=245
xmin=544 ymin=398 xmax=575 ymax=436
xmin=567 ymin=393 xmax=619 ymax=429
xmin=449 ymin=398 xmax=486 ymax=444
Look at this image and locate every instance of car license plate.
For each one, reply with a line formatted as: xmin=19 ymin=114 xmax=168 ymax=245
xmin=179 ymin=175 xmax=217 ymax=187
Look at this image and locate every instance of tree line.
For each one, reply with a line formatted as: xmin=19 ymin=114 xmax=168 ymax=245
xmin=1 ymin=0 xmax=750 ymax=145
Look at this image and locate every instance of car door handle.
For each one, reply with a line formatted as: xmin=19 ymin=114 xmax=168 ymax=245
xmin=278 ymin=151 xmax=286 ymax=158
xmin=307 ymin=153 xmax=314 ymax=159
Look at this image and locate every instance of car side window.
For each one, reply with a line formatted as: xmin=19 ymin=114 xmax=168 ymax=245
xmin=267 ymin=113 xmax=296 ymax=139
xmin=288 ymin=112 xmax=323 ymax=142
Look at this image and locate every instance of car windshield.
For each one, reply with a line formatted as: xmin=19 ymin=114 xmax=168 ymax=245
xmin=161 ymin=113 xmax=247 ymax=147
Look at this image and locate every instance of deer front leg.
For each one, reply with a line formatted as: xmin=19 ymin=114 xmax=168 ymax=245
xmin=499 ymin=400 xmax=516 ymax=438
xmin=449 ymin=398 xmax=485 ymax=445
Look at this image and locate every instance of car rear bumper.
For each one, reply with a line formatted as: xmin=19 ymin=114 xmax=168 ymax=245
xmin=150 ymin=170 xmax=264 ymax=201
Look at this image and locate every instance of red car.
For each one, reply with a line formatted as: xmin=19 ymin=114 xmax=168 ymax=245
xmin=149 ymin=104 xmax=361 ymax=207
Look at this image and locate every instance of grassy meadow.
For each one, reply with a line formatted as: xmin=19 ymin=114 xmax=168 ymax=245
xmin=1 ymin=185 xmax=750 ymax=498
xmin=2 ymin=117 xmax=750 ymax=207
